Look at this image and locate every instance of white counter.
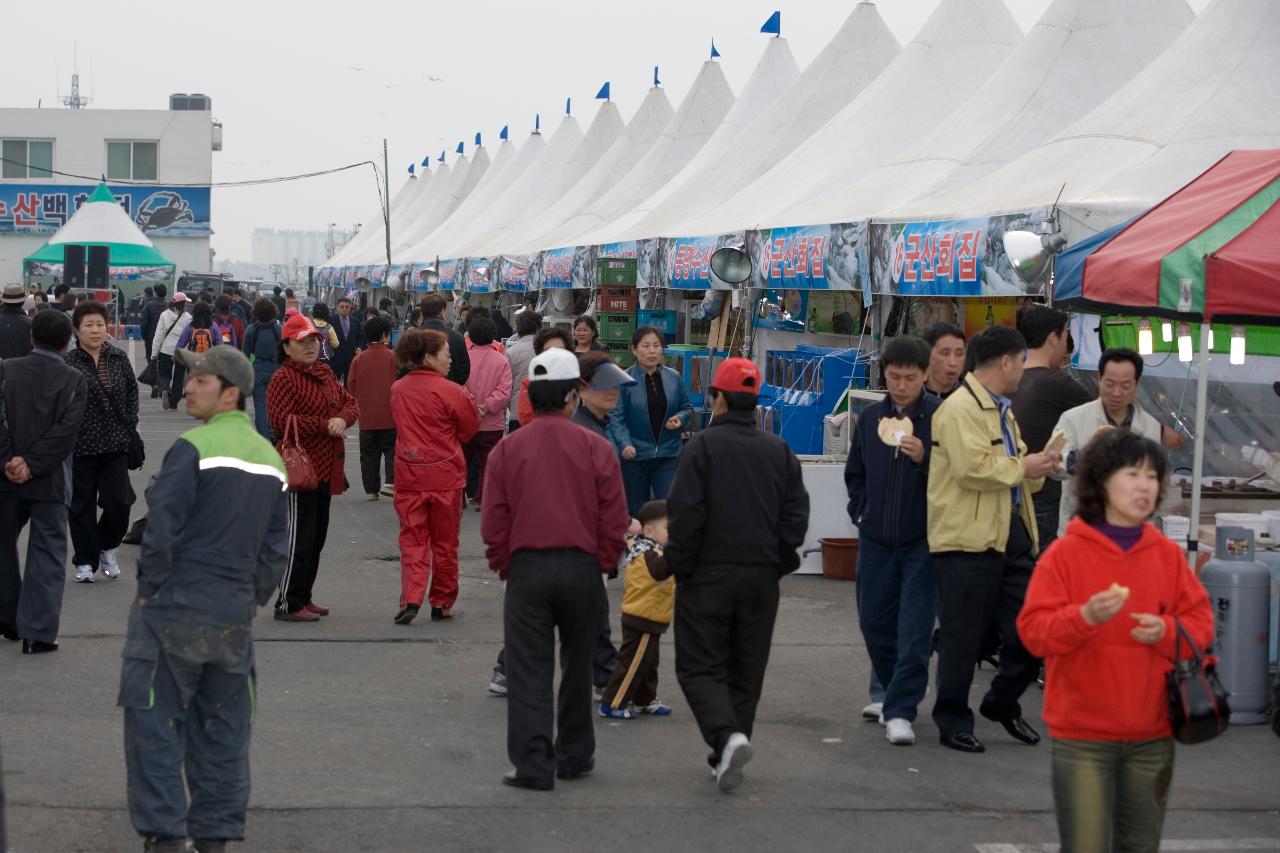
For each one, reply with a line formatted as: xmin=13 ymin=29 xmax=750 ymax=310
xmin=796 ymin=455 xmax=857 ymax=576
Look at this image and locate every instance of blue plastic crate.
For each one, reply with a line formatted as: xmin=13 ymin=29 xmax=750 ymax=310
xmin=638 ymin=309 xmax=678 ymax=335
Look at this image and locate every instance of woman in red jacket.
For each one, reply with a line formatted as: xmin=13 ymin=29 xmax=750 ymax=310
xmin=267 ymin=314 xmax=360 ymax=622
xmin=390 ymin=329 xmax=481 ymax=624
xmin=1018 ymin=430 xmax=1213 ymax=853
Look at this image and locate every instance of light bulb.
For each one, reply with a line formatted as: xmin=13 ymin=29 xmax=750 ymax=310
xmin=1161 ymin=321 xmax=1173 ymax=342
xmin=1176 ymin=324 xmax=1193 ymax=362
xmin=1230 ymin=326 xmax=1246 ymax=365
xmin=1137 ymin=319 xmax=1153 ymax=356
xmin=1207 ymin=326 xmax=1215 ymax=349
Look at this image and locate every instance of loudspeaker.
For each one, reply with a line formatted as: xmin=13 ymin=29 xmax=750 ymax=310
xmin=88 ymin=245 xmax=110 ymax=289
xmin=63 ymin=244 xmax=86 ymax=289
xmin=710 ymin=246 xmax=752 ymax=285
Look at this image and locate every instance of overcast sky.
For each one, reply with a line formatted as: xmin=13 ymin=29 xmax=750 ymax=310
xmin=6 ymin=0 xmax=1208 ymax=261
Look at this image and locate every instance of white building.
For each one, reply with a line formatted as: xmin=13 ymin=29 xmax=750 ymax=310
xmin=0 ymin=94 xmax=219 ymax=282
xmin=251 ymin=226 xmax=353 ymax=268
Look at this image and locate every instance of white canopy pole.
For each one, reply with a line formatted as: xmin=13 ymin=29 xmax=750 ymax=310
xmin=1186 ymin=321 xmax=1211 ymax=565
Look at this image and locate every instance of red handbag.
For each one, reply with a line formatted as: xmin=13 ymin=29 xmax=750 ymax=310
xmin=279 ymin=415 xmax=319 ymax=492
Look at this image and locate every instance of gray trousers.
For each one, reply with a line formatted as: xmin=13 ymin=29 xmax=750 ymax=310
xmin=0 ymin=496 xmax=69 ymax=644
xmin=121 ymin=651 xmax=254 ymax=844
xmin=504 ymin=548 xmax=605 ymax=782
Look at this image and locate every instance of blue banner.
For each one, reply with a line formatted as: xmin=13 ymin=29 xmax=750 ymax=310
xmin=874 ymin=218 xmax=987 ymax=296
xmin=537 ymin=246 xmax=578 ymax=289
xmin=669 ymin=235 xmax=730 ymax=289
xmin=498 ymin=256 xmax=529 ymax=292
xmin=0 ymin=183 xmax=211 ymax=236
xmin=750 ymin=223 xmax=868 ymax=292
xmin=464 ymin=259 xmax=493 ymax=293
xmin=437 ymin=259 xmax=460 ymax=291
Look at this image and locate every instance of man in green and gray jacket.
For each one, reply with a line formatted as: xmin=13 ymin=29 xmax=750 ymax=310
xmin=118 ymin=346 xmax=289 ymax=853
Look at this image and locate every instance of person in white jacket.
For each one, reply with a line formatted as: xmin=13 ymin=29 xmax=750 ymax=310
xmin=150 ymin=293 xmax=191 ymax=410
xmin=1046 ymin=348 xmax=1181 ymax=537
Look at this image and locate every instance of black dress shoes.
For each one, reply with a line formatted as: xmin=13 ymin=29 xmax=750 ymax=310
xmin=995 ymin=715 xmax=1041 ymax=745
xmin=556 ymin=758 xmax=594 ymax=781
xmin=22 ymin=639 xmax=58 ymax=654
xmin=939 ymin=732 xmax=986 ymax=753
xmin=502 ymin=770 xmax=553 ymax=791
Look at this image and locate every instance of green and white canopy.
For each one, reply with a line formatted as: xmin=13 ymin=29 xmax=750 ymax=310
xmin=24 ymin=182 xmax=175 ymax=267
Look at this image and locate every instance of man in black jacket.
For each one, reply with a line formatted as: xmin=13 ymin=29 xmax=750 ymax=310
xmin=139 ymin=283 xmax=169 ymax=364
xmin=419 ymin=293 xmax=470 ymax=385
xmin=666 ymin=358 xmax=809 ymax=793
xmin=844 ymin=337 xmax=940 ymax=746
xmin=0 ymin=284 xmax=32 ymax=360
xmin=0 ymin=310 xmax=88 ymax=653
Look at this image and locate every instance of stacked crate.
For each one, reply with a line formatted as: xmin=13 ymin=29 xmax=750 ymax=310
xmin=596 ymin=259 xmax=638 ymax=367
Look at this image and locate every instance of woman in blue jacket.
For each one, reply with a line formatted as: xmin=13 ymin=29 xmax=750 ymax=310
xmin=609 ymin=325 xmax=694 ymax=516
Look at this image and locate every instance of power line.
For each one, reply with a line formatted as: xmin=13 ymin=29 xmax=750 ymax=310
xmin=0 ymin=155 xmax=379 ymax=188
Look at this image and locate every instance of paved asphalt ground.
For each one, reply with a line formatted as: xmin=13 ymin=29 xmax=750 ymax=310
xmin=3 ymin=342 xmax=1278 ymax=852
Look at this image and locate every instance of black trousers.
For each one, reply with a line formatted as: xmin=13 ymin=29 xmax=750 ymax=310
xmin=0 ymin=497 xmax=68 ymax=644
xmin=674 ymin=565 xmax=780 ymax=764
xmin=1032 ymin=493 xmax=1061 ymax=553
xmin=601 ymin=624 xmax=662 ymax=710
xmin=931 ymin=514 xmax=1040 ymax=736
xmin=504 ymin=548 xmax=604 ymax=783
xmin=276 ymin=487 xmax=331 ymax=613
xmin=69 ymin=452 xmax=135 ymax=568
xmin=494 ymin=603 xmax=618 ymax=688
xmin=358 ymin=429 xmax=396 ymax=495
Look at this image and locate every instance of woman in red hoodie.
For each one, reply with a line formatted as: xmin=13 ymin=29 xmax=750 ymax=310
xmin=1018 ymin=430 xmax=1213 ymax=852
xmin=268 ymin=314 xmax=360 ymax=622
xmin=390 ymin=329 xmax=481 ymax=624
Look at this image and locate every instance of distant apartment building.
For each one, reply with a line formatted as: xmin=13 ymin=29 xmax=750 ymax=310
xmin=251 ymin=226 xmax=353 ymax=268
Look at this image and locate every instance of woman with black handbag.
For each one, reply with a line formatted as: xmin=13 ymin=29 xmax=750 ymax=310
xmin=1018 ymin=430 xmax=1215 ymax=852
xmin=65 ymin=301 xmax=139 ymax=584
xmin=267 ymin=314 xmax=359 ymax=622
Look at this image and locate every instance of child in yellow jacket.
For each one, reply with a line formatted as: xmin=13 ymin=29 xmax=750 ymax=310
xmin=600 ymin=500 xmax=673 ymax=719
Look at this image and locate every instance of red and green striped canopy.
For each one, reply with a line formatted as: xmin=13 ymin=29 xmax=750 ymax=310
xmin=1067 ymin=150 xmax=1280 ymax=326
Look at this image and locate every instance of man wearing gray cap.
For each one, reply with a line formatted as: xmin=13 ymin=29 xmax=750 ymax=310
xmin=118 ymin=345 xmax=289 ymax=853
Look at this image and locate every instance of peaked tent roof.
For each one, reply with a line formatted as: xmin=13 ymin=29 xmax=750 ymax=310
xmin=507 ymin=85 xmax=676 ymax=254
xmin=390 ymin=144 xmax=493 ymax=258
xmin=1063 ymin=149 xmax=1280 ymax=324
xmin=780 ymin=0 xmax=1192 ymax=225
xmin=893 ymin=0 xmax=1280 ymax=236
xmin=26 ymin=182 xmax=173 ymax=267
xmin=468 ymin=100 xmax=627 ymax=256
xmin=596 ymin=35 xmax=801 ymax=242
xmin=326 ymin=169 xmax=423 ymax=268
xmin=552 ymin=58 xmax=736 ymax=247
xmin=675 ymin=0 xmax=1024 ymax=237
xmin=619 ymin=2 xmax=900 ymax=242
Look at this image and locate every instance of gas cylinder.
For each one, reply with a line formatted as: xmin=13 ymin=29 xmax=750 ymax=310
xmin=1199 ymin=527 xmax=1272 ymax=724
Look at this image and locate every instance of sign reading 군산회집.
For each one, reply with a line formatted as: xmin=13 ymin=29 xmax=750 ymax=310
xmin=887 ymin=219 xmax=986 ymax=296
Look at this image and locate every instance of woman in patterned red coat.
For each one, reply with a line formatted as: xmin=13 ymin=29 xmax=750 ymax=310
xmin=267 ymin=314 xmax=359 ymax=622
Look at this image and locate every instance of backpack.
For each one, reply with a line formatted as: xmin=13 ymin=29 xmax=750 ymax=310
xmin=188 ymin=326 xmax=214 ymax=354
xmin=215 ymin=316 xmax=238 ymax=348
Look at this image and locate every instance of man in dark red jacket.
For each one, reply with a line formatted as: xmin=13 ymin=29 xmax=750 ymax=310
xmin=347 ymin=316 xmax=398 ymax=499
xmin=481 ymin=348 xmax=629 ymax=791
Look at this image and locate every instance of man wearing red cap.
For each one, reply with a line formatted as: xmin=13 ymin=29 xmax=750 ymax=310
xmin=665 ymin=357 xmax=809 ymax=793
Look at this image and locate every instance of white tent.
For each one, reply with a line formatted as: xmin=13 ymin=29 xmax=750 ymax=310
xmin=618 ymin=2 xmax=900 ymax=243
xmin=505 ymin=84 xmax=676 ymax=254
xmin=325 ymin=169 xmax=423 ymax=268
xmin=891 ymin=0 xmax=1280 ymax=238
xmin=548 ymin=57 xmax=736 ymax=247
xmin=672 ymin=0 xmax=1024 ymax=238
xmin=771 ymin=0 xmax=1193 ymax=227
xmin=419 ymin=112 xmax=584 ymax=260
xmin=593 ymin=35 xmax=801 ymax=242
xmin=390 ymin=143 xmax=493 ymax=257
xmin=465 ymin=99 xmax=627 ymax=257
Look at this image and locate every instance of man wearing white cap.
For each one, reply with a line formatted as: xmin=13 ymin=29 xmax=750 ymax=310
xmin=481 ymin=348 xmax=630 ymax=791
xmin=0 ymin=284 xmax=32 ymax=360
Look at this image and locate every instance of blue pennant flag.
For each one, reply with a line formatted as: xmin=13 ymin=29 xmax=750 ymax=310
xmin=565 ymin=97 xmax=571 ymax=115
xmin=499 ymin=125 xmax=509 ymax=141
xmin=653 ymin=66 xmax=661 ymax=87
xmin=710 ymin=39 xmax=721 ymax=59
xmin=475 ymin=131 xmax=482 ymax=146
xmin=421 ymin=157 xmax=431 ymax=168
xmin=407 ymin=163 xmax=415 ymax=175
xmin=455 ymin=141 xmax=464 ymax=155
xmin=438 ymin=150 xmax=445 ymax=162
xmin=595 ymin=82 xmax=610 ymax=101
xmin=761 ymin=11 xmax=781 ymax=36
xmin=535 ymin=113 xmax=541 ymax=132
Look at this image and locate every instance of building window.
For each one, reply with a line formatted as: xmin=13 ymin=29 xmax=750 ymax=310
xmin=106 ymin=141 xmax=158 ymax=181
xmin=1 ymin=139 xmax=53 ymax=179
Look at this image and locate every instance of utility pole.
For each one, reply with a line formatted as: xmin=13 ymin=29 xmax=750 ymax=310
xmin=383 ymin=139 xmax=392 ymax=267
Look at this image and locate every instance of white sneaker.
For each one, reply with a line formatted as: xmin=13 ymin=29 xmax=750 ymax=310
xmin=379 ymin=483 xmax=396 ymax=497
xmin=861 ymin=702 xmax=883 ymax=721
xmin=878 ymin=713 xmax=886 ymax=728
xmin=715 ymin=732 xmax=753 ymax=793
xmin=74 ymin=565 xmax=95 ymax=583
xmin=100 ymin=549 xmax=120 ymax=579
xmin=885 ymin=718 xmax=916 ymax=745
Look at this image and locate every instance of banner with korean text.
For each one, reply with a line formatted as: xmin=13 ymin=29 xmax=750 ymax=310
xmin=0 ymin=183 xmax=211 ymax=236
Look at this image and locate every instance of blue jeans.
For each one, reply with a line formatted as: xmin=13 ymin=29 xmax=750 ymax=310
xmin=252 ymin=361 xmax=278 ymax=441
xmin=621 ymin=456 xmax=678 ymax=518
xmin=855 ymin=536 xmax=936 ymax=722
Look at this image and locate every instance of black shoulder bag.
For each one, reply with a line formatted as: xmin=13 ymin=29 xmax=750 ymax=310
xmin=1166 ymin=618 xmax=1230 ymax=745
xmin=97 ymin=354 xmax=146 ymax=470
